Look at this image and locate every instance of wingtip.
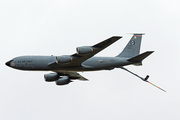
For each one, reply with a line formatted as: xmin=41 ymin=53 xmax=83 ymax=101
xmin=111 ymin=36 xmax=123 ymax=40
xmin=78 ymin=78 xmax=89 ymax=81
xmin=113 ymin=36 xmax=123 ymax=38
xmin=146 ymin=51 xmax=154 ymax=55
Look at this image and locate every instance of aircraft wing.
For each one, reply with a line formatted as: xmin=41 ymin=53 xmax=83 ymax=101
xmin=48 ymin=36 xmax=122 ymax=68
xmin=56 ymin=71 xmax=88 ymax=81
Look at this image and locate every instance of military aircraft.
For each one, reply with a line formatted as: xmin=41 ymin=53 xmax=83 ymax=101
xmin=5 ymin=34 xmax=165 ymax=92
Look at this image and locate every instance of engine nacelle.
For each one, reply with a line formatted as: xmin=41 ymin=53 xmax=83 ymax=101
xmin=56 ymin=55 xmax=73 ymax=63
xmin=56 ymin=76 xmax=71 ymax=85
xmin=76 ymin=46 xmax=93 ymax=55
xmin=44 ymin=73 xmax=59 ymax=82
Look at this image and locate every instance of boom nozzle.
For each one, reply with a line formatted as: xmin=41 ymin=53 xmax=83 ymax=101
xmin=119 ymin=67 xmax=166 ymax=92
xmin=144 ymin=76 xmax=166 ymax=92
xmin=147 ymin=81 xmax=166 ymax=92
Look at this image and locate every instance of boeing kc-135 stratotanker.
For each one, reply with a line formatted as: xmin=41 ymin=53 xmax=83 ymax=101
xmin=5 ymin=34 xmax=166 ymax=92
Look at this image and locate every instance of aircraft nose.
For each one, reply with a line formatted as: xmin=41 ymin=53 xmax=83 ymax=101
xmin=5 ymin=60 xmax=13 ymax=67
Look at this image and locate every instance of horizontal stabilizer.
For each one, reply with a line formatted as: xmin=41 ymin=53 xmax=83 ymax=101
xmin=127 ymin=51 xmax=154 ymax=62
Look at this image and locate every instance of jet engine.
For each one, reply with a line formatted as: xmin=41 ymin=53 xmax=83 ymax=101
xmin=56 ymin=55 xmax=73 ymax=63
xmin=56 ymin=76 xmax=71 ymax=85
xmin=76 ymin=46 xmax=93 ymax=55
xmin=44 ymin=73 xmax=59 ymax=82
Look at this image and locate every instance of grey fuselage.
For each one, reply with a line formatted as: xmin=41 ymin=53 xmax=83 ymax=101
xmin=6 ymin=56 xmax=132 ymax=72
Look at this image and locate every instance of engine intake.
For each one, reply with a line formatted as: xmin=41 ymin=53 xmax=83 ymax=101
xmin=44 ymin=73 xmax=59 ymax=82
xmin=56 ymin=76 xmax=71 ymax=85
xmin=56 ymin=55 xmax=73 ymax=63
xmin=76 ymin=46 xmax=93 ymax=55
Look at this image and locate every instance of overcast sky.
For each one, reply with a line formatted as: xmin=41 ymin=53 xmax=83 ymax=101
xmin=1 ymin=0 xmax=180 ymax=120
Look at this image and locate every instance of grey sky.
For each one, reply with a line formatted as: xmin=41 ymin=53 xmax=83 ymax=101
xmin=1 ymin=0 xmax=180 ymax=120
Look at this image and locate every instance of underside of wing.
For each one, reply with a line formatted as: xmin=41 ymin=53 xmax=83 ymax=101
xmin=55 ymin=71 xmax=88 ymax=81
xmin=48 ymin=36 xmax=122 ymax=68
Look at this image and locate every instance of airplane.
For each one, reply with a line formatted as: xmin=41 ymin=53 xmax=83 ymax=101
xmin=5 ymin=34 xmax=166 ymax=92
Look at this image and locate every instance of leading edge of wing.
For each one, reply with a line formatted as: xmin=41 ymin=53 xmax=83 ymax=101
xmin=93 ymin=36 xmax=122 ymax=49
xmin=48 ymin=36 xmax=122 ymax=68
xmin=71 ymin=36 xmax=122 ymax=59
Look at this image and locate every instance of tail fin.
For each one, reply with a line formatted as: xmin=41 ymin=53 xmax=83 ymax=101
xmin=117 ymin=34 xmax=144 ymax=58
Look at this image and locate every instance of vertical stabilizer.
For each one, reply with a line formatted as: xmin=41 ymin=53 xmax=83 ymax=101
xmin=117 ymin=34 xmax=144 ymax=58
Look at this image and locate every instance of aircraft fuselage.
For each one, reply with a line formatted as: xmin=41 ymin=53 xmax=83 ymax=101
xmin=5 ymin=34 xmax=163 ymax=91
xmin=6 ymin=56 xmax=131 ymax=72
